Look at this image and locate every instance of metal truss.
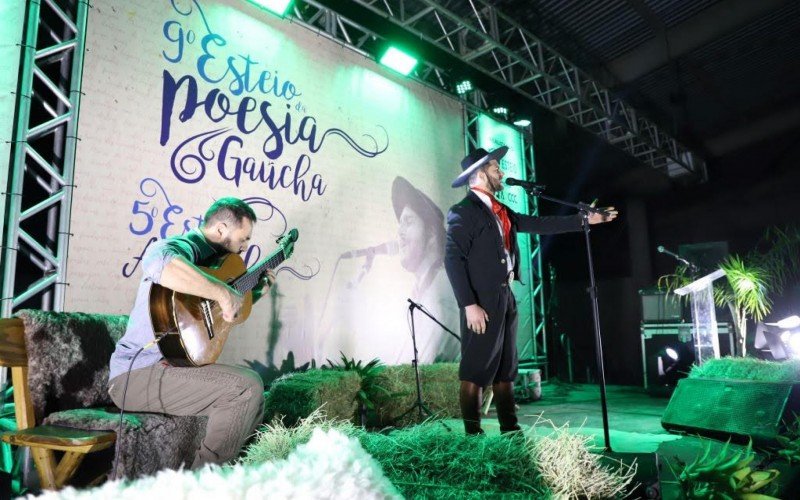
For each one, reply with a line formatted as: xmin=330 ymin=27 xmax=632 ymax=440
xmin=1 ymin=0 xmax=89 ymax=317
xmin=463 ymin=105 xmax=548 ymax=375
xmin=295 ymin=0 xmax=706 ymax=180
xmin=521 ymin=140 xmax=549 ymax=377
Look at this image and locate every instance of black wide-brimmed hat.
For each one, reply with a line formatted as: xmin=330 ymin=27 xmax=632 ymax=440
xmin=392 ymin=176 xmax=444 ymax=230
xmin=451 ymin=145 xmax=508 ymax=188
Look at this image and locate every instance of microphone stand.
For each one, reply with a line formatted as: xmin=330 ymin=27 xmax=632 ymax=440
xmin=398 ymin=298 xmax=461 ymax=422
xmin=524 ymin=185 xmax=613 ymax=452
xmin=409 ymin=298 xmax=461 ymax=343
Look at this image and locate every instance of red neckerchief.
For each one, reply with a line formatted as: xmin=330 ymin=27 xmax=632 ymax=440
xmin=471 ymin=187 xmax=511 ymax=251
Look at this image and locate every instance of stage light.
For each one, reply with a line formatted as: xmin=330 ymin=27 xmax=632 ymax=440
xmin=247 ymin=0 xmax=292 ymax=16
xmin=776 ymin=315 xmax=800 ymax=329
xmin=492 ymin=106 xmax=508 ymax=117
xmin=788 ymin=333 xmax=800 ymax=354
xmin=756 ymin=315 xmax=800 ymax=360
xmin=656 ymin=341 xmax=694 ymax=388
xmin=513 ymin=118 xmax=531 ymax=127
xmin=456 ymin=80 xmax=473 ymax=95
xmin=379 ymin=47 xmax=418 ymax=76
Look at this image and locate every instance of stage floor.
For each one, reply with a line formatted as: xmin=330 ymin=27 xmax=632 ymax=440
xmin=444 ymin=381 xmax=800 ymax=498
xmin=518 ymin=381 xmax=674 ymax=453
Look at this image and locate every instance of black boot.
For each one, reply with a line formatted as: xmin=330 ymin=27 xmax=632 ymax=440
xmin=493 ymin=381 xmax=521 ymax=433
xmin=460 ymin=381 xmax=484 ymax=435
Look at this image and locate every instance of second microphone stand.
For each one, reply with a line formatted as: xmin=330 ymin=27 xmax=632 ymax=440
xmin=524 ymin=185 xmax=614 ymax=451
xmin=398 ymin=298 xmax=461 ymax=421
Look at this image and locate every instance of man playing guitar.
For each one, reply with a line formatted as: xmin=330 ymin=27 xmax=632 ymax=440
xmin=108 ymin=197 xmax=275 ymax=468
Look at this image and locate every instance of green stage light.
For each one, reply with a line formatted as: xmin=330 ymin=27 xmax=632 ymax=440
xmin=456 ymin=80 xmax=473 ymax=95
xmin=513 ymin=118 xmax=531 ymax=127
xmin=379 ymin=47 xmax=418 ymax=76
xmin=247 ymin=0 xmax=292 ymax=17
xmin=492 ymin=106 xmax=508 ymax=117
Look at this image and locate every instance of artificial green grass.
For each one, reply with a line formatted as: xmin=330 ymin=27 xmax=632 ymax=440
xmin=243 ymin=411 xmax=638 ymax=498
xmin=264 ymin=369 xmax=361 ymax=425
xmin=356 ymin=423 xmax=547 ymax=498
xmin=242 ymin=413 xmax=546 ymax=498
xmin=688 ymin=357 xmax=800 ymax=382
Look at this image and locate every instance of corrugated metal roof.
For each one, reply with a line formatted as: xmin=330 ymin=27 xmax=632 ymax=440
xmin=645 ymin=0 xmax=721 ymax=29
xmin=635 ymin=1 xmax=800 ymax=135
xmin=532 ymin=0 xmax=653 ymax=60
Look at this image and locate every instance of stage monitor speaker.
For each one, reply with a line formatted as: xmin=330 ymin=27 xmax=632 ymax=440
xmin=639 ymin=288 xmax=682 ymax=323
xmin=661 ymin=377 xmax=800 ymax=444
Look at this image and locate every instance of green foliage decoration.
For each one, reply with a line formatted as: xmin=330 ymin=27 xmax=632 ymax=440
xmin=674 ymin=440 xmax=779 ymax=499
xmin=326 ymin=353 xmax=393 ymax=426
xmin=775 ymin=415 xmax=800 ymax=463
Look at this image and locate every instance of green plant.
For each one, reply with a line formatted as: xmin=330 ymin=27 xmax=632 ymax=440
xmin=715 ymin=255 xmax=772 ymax=357
xmin=326 ymin=353 xmax=392 ymax=426
xmin=776 ymin=414 xmax=800 ymax=463
xmin=672 ymin=440 xmax=779 ymax=499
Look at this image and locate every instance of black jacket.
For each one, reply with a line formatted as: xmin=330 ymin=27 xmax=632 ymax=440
xmin=444 ymin=191 xmax=582 ymax=310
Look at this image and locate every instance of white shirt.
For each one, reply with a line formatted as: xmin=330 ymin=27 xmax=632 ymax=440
xmin=471 ymin=189 xmax=514 ymax=274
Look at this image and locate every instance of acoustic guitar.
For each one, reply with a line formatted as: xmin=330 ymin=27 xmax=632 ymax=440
xmin=150 ymin=228 xmax=299 ymax=366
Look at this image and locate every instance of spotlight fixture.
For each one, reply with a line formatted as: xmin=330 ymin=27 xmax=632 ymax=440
xmin=513 ymin=118 xmax=531 ymax=127
xmin=756 ymin=315 xmax=800 ymax=360
xmin=492 ymin=106 xmax=508 ymax=117
xmin=379 ymin=46 xmax=418 ymax=76
xmin=656 ymin=341 xmax=694 ymax=388
xmin=776 ymin=315 xmax=800 ymax=329
xmin=247 ymin=0 xmax=293 ymax=16
xmin=456 ymin=80 xmax=473 ymax=95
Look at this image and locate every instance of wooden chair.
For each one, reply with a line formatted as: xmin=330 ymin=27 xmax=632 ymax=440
xmin=0 ymin=317 xmax=116 ymax=490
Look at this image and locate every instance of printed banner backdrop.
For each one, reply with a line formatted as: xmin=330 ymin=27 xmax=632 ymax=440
xmin=66 ymin=0 xmax=466 ymax=377
xmin=476 ymin=114 xmax=536 ymax=356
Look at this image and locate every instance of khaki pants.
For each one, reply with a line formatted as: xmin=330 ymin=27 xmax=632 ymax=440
xmin=108 ymin=362 xmax=264 ymax=468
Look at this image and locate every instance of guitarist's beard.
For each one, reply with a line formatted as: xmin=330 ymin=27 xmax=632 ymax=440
xmin=208 ymin=237 xmax=237 ymax=256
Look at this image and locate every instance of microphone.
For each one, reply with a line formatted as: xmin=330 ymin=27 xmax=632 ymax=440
xmin=657 ymin=245 xmax=696 ymax=270
xmin=341 ymin=240 xmax=399 ymax=259
xmin=505 ymin=178 xmax=545 ymax=190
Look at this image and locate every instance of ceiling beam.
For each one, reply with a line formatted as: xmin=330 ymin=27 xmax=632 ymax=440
xmin=609 ymin=0 xmax=789 ymax=83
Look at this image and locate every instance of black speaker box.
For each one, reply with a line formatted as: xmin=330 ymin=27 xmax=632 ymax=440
xmin=662 ymin=377 xmax=800 ymax=444
xmin=639 ymin=289 xmax=682 ymax=323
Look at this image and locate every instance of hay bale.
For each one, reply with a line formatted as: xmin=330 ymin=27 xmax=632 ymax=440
xmin=372 ymin=363 xmax=460 ymax=427
xmin=356 ymin=422 xmax=547 ymax=498
xmin=265 ymin=370 xmax=361 ymax=425
xmin=688 ymin=357 xmax=800 ymax=382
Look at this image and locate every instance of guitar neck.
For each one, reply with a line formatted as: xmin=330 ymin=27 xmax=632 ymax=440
xmin=232 ymin=250 xmax=286 ymax=293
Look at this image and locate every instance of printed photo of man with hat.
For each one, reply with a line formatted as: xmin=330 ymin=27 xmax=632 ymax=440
xmin=392 ymin=176 xmax=459 ymax=363
xmin=444 ymin=145 xmax=618 ymax=435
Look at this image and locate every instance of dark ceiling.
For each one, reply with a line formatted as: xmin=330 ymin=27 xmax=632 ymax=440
xmin=480 ymin=0 xmax=800 ymax=160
